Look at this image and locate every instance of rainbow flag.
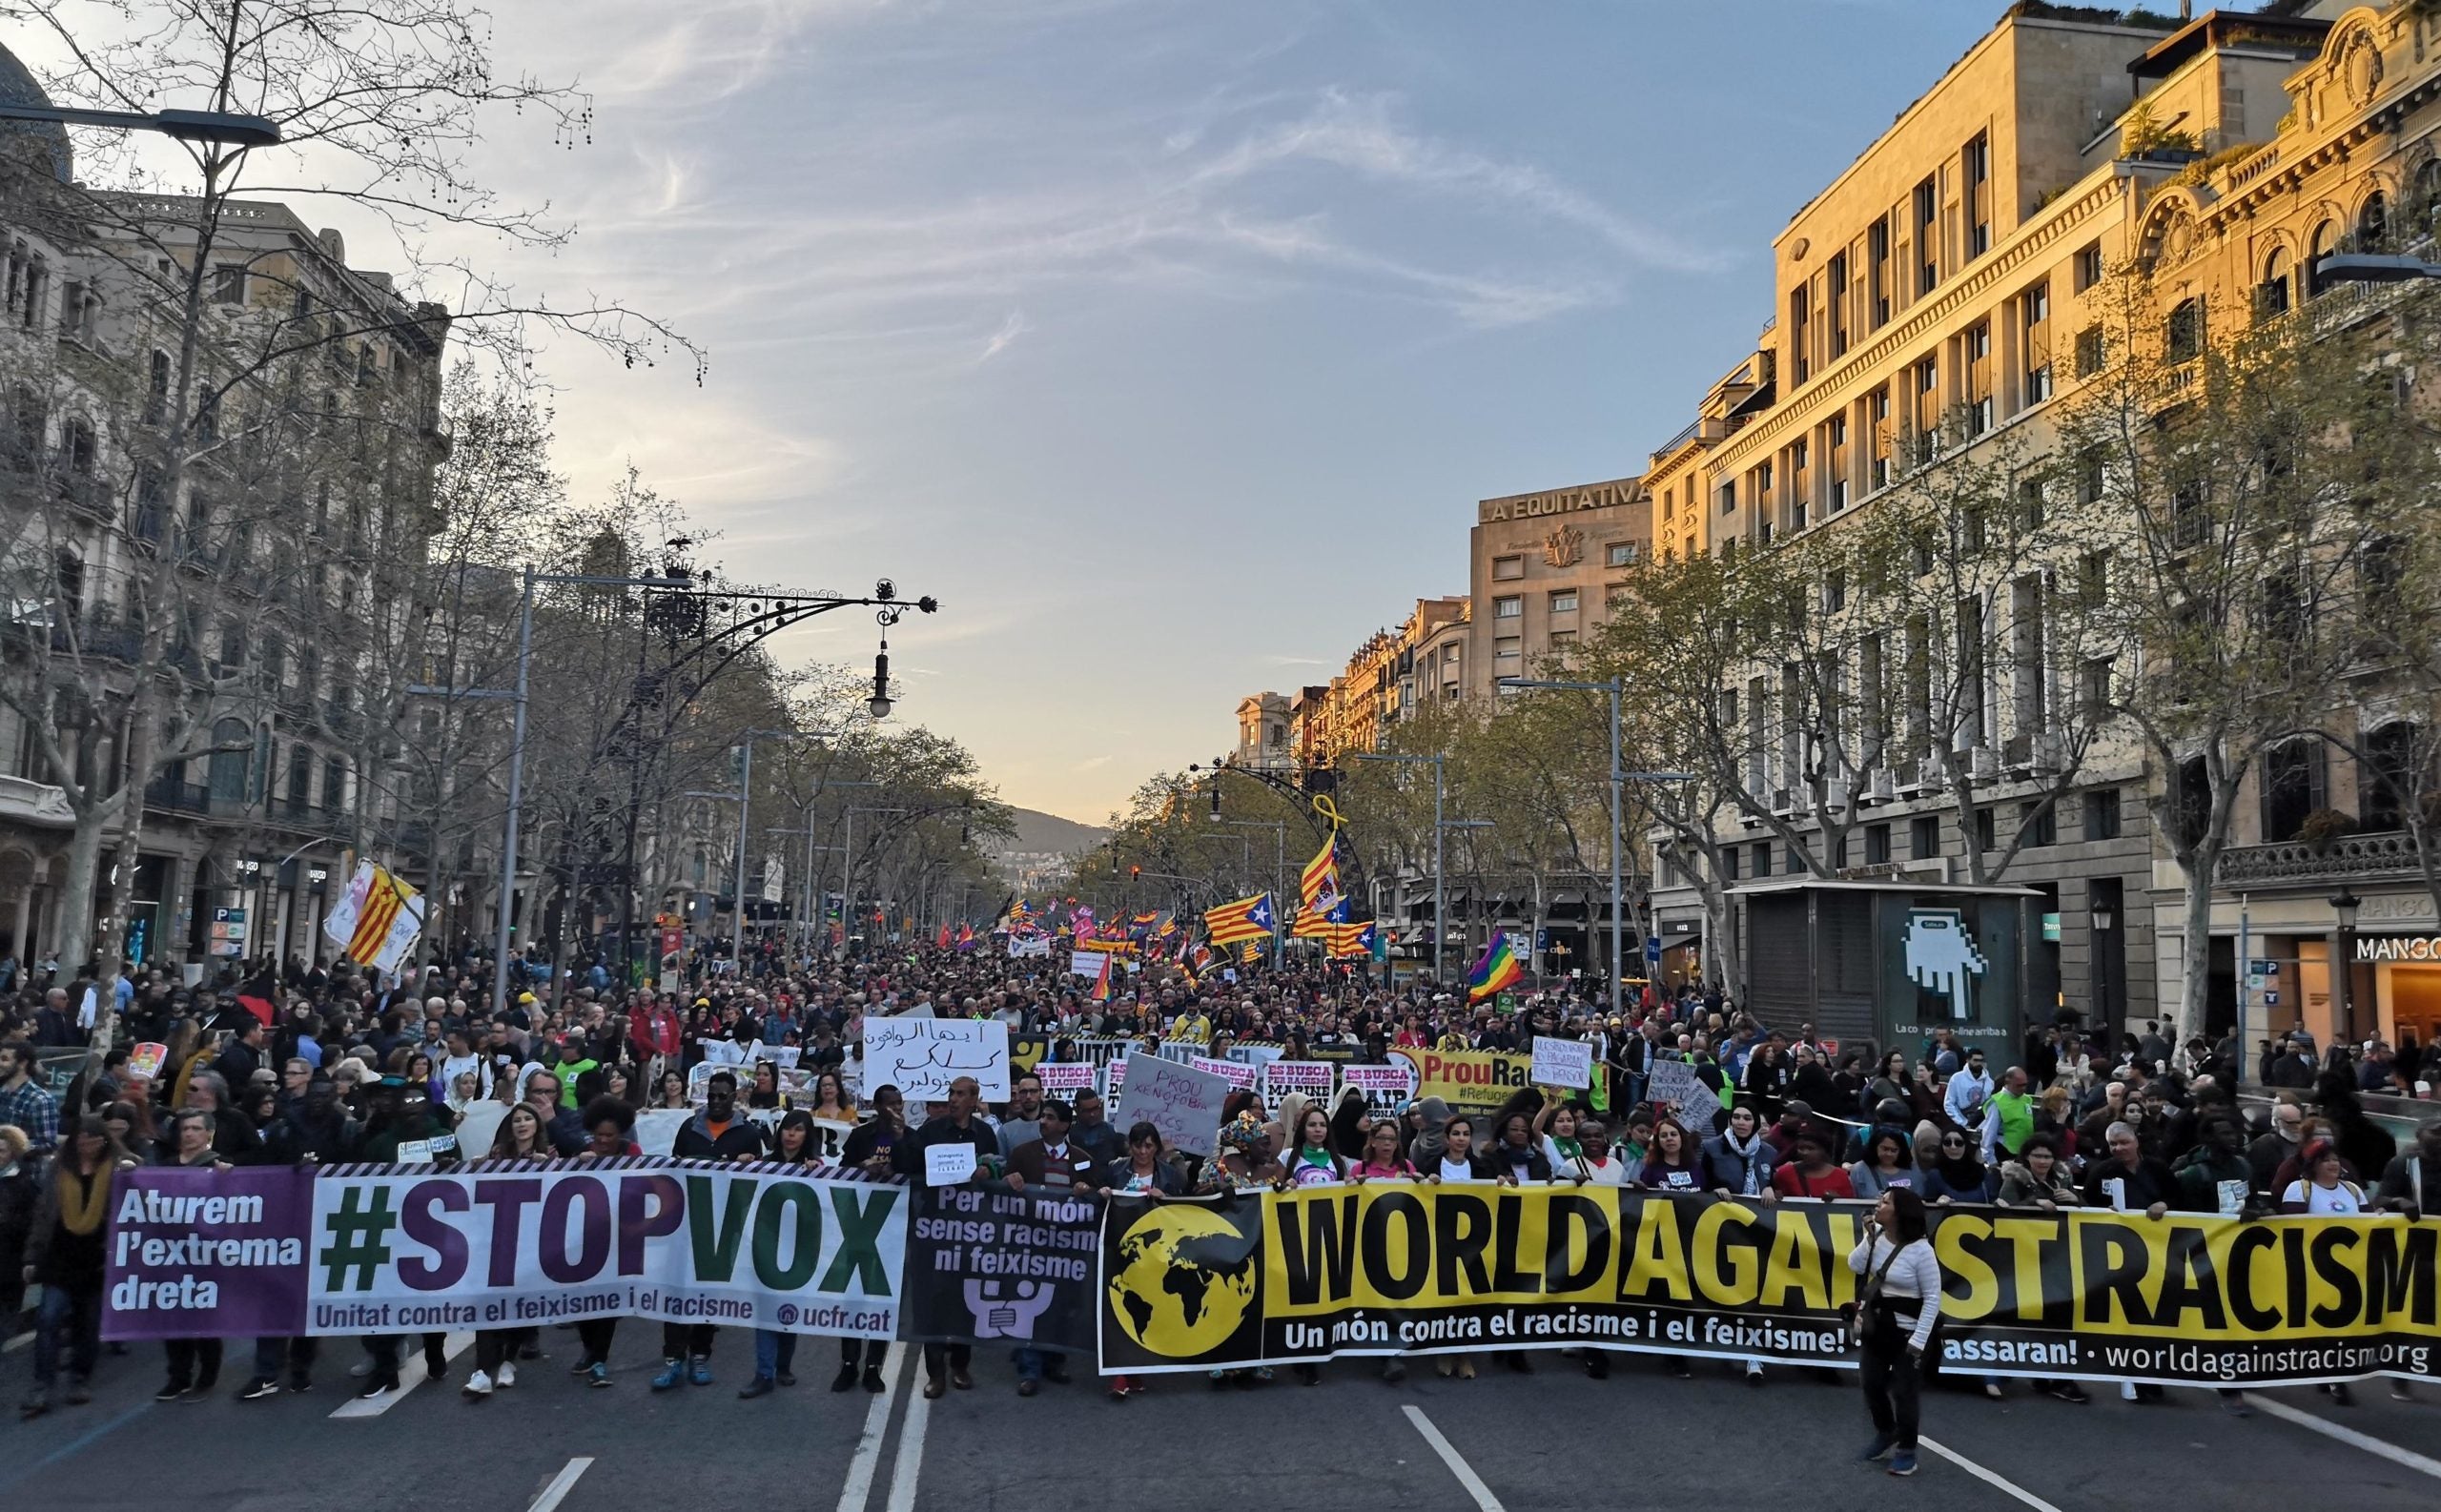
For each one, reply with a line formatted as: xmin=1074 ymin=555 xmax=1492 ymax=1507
xmin=1467 ymin=932 xmax=1523 ymax=1006
xmin=1090 ymin=950 xmax=1115 ymax=1002
xmin=1203 ymin=892 xmax=1276 ymax=947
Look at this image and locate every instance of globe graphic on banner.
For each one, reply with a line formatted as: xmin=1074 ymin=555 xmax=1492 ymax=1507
xmin=1106 ymin=1204 xmax=1259 ymax=1358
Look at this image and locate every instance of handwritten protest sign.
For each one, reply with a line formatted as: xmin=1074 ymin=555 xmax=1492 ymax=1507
xmin=1531 ymin=1036 xmax=1592 ymax=1090
xmin=1111 ymin=1053 xmax=1229 ymax=1156
xmin=925 ymin=1144 xmax=977 ymax=1186
xmin=1644 ymin=1057 xmax=1710 ymax=1120
xmin=863 ymin=1018 xmax=1012 ymax=1102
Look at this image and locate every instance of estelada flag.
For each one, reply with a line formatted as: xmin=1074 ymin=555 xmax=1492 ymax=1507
xmin=321 ymin=862 xmax=424 ymax=975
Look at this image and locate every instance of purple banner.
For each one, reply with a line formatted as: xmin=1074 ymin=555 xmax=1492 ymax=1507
xmin=104 ymin=1166 xmax=313 ymax=1340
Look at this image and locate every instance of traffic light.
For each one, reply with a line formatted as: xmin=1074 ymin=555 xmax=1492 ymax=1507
xmin=1130 ymin=865 xmax=1141 ymax=881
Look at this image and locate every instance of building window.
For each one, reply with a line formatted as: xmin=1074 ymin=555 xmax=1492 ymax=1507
xmin=1752 ymin=843 xmax=1772 ymax=879
xmin=2020 ymin=799 xmax=2056 ymax=848
xmin=2260 ymin=737 xmax=2326 ymax=843
xmin=1491 ymin=555 xmax=1524 ymax=582
xmin=1443 ymin=644 xmax=1460 ymax=664
xmin=1909 ymin=814 xmax=1939 ymax=860
xmin=1963 ymin=133 xmax=1990 ymax=257
xmin=1722 ymin=847 xmax=1739 ymax=882
xmin=1975 ymin=807 xmax=1997 ymax=851
xmin=1865 ymin=823 xmax=1891 ymax=865
xmin=1915 ymin=175 xmax=1939 ymax=295
xmin=2256 ymin=250 xmax=2290 ymax=318
xmin=2073 ymin=324 xmax=2103 ymax=378
xmin=1826 ymin=252 xmax=1849 ymax=358
xmin=1493 ymin=636 xmax=1521 ymax=665
xmin=1718 ymin=480 xmax=1737 ymax=515
xmin=2165 ymin=297 xmax=2205 ymax=363
xmin=1789 ymin=285 xmax=1811 ymax=384
xmin=1869 ymin=388 xmax=1890 ymax=490
xmin=1822 ymin=568 xmax=1845 ymax=613
xmin=2084 ymin=787 xmax=2122 ymax=842
xmin=213 ymin=265 xmax=248 ymax=306
xmin=1493 ymin=595 xmax=1523 ymax=619
xmin=1964 ymin=320 xmax=1993 ymax=435
xmin=1548 ymin=629 xmax=1576 ymax=652
xmin=2307 ymin=221 xmax=2338 ymax=297
xmin=1869 ymin=215 xmax=1892 ymax=327
xmin=1547 ymin=590 xmax=1577 ymax=614
xmin=1606 ymin=541 xmax=1637 ymax=567
xmin=2073 ymin=240 xmax=2103 ymax=292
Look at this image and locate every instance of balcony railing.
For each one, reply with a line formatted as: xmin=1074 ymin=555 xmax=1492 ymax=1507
xmin=144 ymin=777 xmax=214 ymax=816
xmin=2216 ymin=828 xmax=2424 ymax=886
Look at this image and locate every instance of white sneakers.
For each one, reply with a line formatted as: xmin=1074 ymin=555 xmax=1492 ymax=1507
xmin=498 ymin=1360 xmax=517 ymax=1389
xmin=462 ymin=1370 xmax=494 ymax=1399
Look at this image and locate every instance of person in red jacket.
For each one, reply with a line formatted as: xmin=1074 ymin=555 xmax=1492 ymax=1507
xmin=629 ymin=994 xmax=681 ymax=1080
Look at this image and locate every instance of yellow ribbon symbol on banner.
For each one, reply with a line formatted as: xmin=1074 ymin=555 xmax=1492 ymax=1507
xmin=1311 ymin=794 xmax=1347 ymax=831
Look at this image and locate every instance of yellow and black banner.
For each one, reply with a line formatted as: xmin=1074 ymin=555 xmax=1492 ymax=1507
xmin=1387 ymin=1048 xmax=1534 ymax=1112
xmin=1097 ymin=1188 xmax=2441 ymax=1387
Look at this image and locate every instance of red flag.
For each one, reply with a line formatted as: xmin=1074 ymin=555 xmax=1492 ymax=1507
xmin=935 ymin=924 xmax=952 ymax=950
xmin=236 ymin=994 xmax=276 ymax=1028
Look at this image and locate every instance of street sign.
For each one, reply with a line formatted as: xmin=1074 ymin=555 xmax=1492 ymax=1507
xmin=1645 ymin=935 xmax=1662 ymax=964
xmin=2263 ymin=991 xmax=2282 ymax=1007
xmin=2249 ymin=959 xmax=2280 ymax=976
xmin=2246 ymin=973 xmax=2266 ymax=991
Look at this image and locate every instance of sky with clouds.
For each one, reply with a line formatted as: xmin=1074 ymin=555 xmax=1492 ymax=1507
xmin=22 ymin=0 xmax=2008 ymax=825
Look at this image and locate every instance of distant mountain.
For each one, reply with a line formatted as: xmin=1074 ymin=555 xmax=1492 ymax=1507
xmin=990 ymin=807 xmax=1109 ymax=858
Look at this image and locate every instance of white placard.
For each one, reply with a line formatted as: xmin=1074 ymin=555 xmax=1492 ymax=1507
xmin=698 ymin=1038 xmax=747 ymax=1066
xmin=925 ymin=1144 xmax=977 ymax=1186
xmin=809 ymin=1116 xmax=861 ymax=1163
xmin=634 ymin=1107 xmax=691 ymax=1158
xmin=1531 ymin=1036 xmax=1592 ymax=1091
xmin=1110 ymin=1053 xmax=1230 ymax=1157
xmin=1036 ymin=1062 xmax=1098 ymax=1098
xmin=752 ymin=1042 xmax=800 ymax=1069
xmin=1343 ymin=1062 xmax=1416 ymax=1115
xmin=1189 ymin=1054 xmax=1257 ymax=1091
xmin=452 ymin=1101 xmax=507 ymax=1160
xmin=861 ymin=1017 xmax=1012 ymax=1103
xmin=1261 ymin=1060 xmax=1337 ymax=1109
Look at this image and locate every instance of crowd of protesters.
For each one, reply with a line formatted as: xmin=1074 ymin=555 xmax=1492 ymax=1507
xmin=2 ymin=933 xmax=2436 ymax=1449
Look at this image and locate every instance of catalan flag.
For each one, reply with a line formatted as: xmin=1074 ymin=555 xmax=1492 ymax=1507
xmin=1203 ymin=891 xmax=1276 ymax=947
xmin=1241 ymin=939 xmax=1263 ymax=965
xmin=1291 ymin=897 xmax=1347 ymax=940
xmin=1324 ymin=918 xmax=1376 ymax=960
xmin=1299 ymin=833 xmax=1344 ymax=921
xmin=1467 ymin=932 xmax=1524 ymax=1006
xmin=321 ymin=862 xmax=424 ymax=975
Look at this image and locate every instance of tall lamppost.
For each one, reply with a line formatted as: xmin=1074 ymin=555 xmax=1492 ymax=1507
xmin=1347 ymin=751 xmax=1446 ymax=984
xmin=1211 ymin=818 xmax=1287 ymax=968
xmin=1499 ymin=675 xmax=1696 ymax=1012
xmin=0 ymin=100 xmax=281 ymax=147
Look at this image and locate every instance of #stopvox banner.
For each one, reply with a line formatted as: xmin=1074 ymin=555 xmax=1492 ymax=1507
xmin=105 ymin=1161 xmax=907 ymax=1342
xmin=1097 ymin=1187 xmax=2441 ymax=1388
xmin=901 ymin=1184 xmax=1100 ymax=1356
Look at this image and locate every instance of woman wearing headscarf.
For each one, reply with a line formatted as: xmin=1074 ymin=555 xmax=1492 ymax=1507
xmin=1918 ymin=1128 xmax=1993 ymax=1204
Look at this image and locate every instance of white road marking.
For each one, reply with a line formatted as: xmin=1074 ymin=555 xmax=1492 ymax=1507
xmin=1919 ymin=1437 xmax=2067 ymax=1512
xmin=527 ymin=1457 xmax=593 ymax=1512
xmin=1402 ymin=1403 xmax=1505 ymax=1512
xmin=883 ymin=1353 xmax=932 ymax=1512
xmin=833 ymin=1346 xmax=906 ymax=1512
xmin=3 ymin=1330 xmax=29 ymax=1354
xmin=327 ymin=1330 xmax=475 ymax=1419
xmin=2245 ymin=1393 xmax=2441 ymax=1481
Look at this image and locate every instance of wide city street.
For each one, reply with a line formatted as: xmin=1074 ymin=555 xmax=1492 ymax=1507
xmin=5 ymin=1329 xmax=2437 ymax=1512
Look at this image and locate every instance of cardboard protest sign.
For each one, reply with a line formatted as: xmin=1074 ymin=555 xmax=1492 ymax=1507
xmin=863 ymin=1018 xmax=1012 ymax=1102
xmin=1644 ymin=1057 xmax=1711 ymax=1119
xmin=1531 ymin=1036 xmax=1592 ymax=1091
xmin=1342 ymin=1062 xmax=1416 ymax=1115
xmin=1110 ymin=1053 xmax=1229 ymax=1156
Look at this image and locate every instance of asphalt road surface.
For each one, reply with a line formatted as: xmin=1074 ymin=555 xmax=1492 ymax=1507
xmin=6 ymin=1327 xmax=2438 ymax=1512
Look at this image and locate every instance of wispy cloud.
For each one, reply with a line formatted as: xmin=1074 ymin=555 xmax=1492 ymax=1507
xmin=1075 ymin=754 xmax=1115 ymax=772
xmin=978 ymin=309 xmax=1031 ymax=364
